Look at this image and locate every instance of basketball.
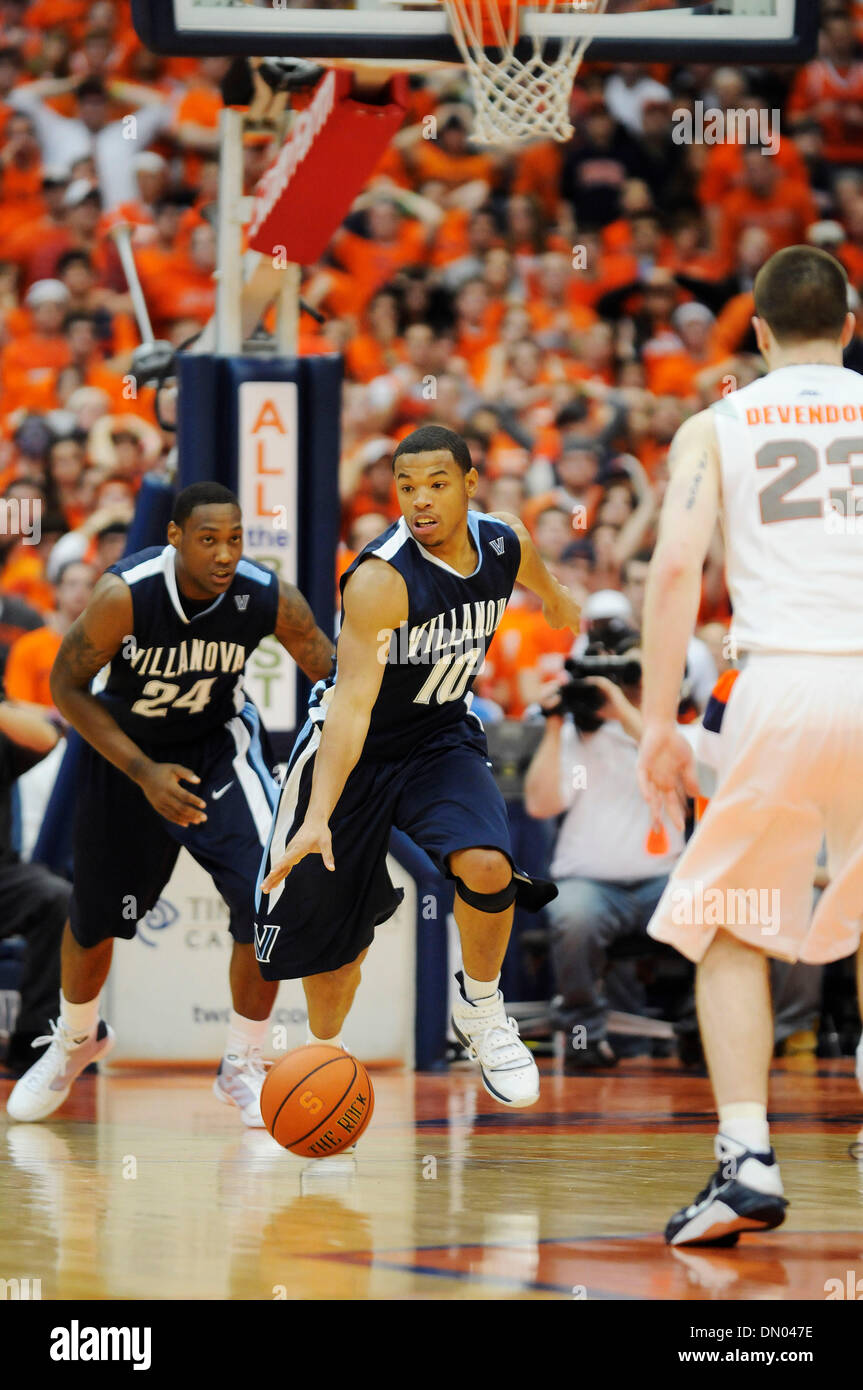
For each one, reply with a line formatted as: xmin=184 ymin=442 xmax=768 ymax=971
xmin=260 ymin=1046 xmax=375 ymax=1156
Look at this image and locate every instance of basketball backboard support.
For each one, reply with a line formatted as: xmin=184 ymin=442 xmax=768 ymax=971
xmin=132 ymin=0 xmax=817 ymax=67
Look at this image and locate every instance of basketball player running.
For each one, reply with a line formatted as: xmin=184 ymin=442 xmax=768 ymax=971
xmin=638 ymin=246 xmax=863 ymax=1245
xmin=7 ymin=483 xmax=334 ymax=1126
xmin=256 ymin=424 xmax=580 ymax=1108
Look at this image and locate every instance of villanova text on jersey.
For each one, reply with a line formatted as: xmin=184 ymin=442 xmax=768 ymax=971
xmin=97 ymin=544 xmax=279 ymax=746
xmin=308 ymin=511 xmax=521 ymax=760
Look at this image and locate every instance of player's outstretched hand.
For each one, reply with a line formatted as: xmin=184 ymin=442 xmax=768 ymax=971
xmin=137 ymin=762 xmax=208 ymax=828
xmin=636 ymin=722 xmax=698 ymax=832
xmin=261 ymin=818 xmax=334 ymax=893
xmin=542 ymin=586 xmax=581 ymax=635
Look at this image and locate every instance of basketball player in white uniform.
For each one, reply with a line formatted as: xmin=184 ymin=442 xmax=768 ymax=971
xmin=637 ymin=245 xmax=863 ymax=1245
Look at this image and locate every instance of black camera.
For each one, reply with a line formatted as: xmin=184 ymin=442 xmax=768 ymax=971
xmin=549 ymin=626 xmax=642 ymax=733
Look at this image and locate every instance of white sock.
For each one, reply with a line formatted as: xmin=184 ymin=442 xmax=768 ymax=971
xmin=60 ymin=992 xmax=99 ymax=1045
xmin=718 ymin=1103 xmax=770 ymax=1154
xmin=224 ymin=1010 xmax=269 ymax=1060
xmin=306 ymin=1026 xmax=343 ymax=1049
xmin=462 ymin=970 xmax=500 ymax=1003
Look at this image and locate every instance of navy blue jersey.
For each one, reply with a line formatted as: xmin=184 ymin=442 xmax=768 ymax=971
xmin=97 ymin=544 xmax=279 ymax=747
xmin=308 ymin=511 xmax=521 ymax=759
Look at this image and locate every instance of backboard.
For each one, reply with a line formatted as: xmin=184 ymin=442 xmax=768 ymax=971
xmin=132 ymin=0 xmax=818 ymax=67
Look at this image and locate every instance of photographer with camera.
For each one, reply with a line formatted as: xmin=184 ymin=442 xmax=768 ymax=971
xmin=524 ymin=599 xmax=685 ymax=1070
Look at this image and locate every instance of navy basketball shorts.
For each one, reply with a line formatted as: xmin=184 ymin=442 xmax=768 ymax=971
xmin=69 ymin=702 xmax=277 ymax=948
xmin=254 ymin=716 xmax=516 ymax=981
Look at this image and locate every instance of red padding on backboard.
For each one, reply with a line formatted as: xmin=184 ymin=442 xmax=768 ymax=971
xmin=246 ymin=69 xmax=409 ymax=263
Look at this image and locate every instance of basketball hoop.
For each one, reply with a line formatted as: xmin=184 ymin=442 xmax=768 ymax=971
xmin=442 ymin=0 xmax=609 ymax=145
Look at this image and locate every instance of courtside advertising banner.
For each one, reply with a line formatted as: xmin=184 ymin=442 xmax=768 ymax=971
xmin=106 ymin=849 xmax=417 ymax=1064
xmin=238 ymin=379 xmax=298 ymax=732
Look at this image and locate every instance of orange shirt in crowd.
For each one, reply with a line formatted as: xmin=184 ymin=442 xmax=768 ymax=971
xmin=143 ymin=258 xmax=216 ymax=334
xmin=527 ymin=296 xmax=598 ymax=339
xmin=429 ymin=207 xmax=473 ymax=267
xmin=521 ymin=485 xmax=603 ymax=537
xmin=479 ymin=604 xmax=572 ymax=718
xmin=344 ymin=332 xmax=405 ymax=384
xmin=4 ymin=625 xmax=61 ymax=707
xmin=409 ymin=141 xmax=496 ymax=190
xmin=0 ymin=547 xmax=54 ymax=613
xmin=636 ymin=438 xmax=670 ymax=483
xmin=708 ymin=291 xmax=755 ymax=359
xmin=511 ymin=142 xmax=563 ymax=222
xmin=173 ymin=83 xmax=223 ymax=185
xmin=716 ymin=182 xmax=817 ymax=273
xmin=789 ymin=58 xmax=863 ymax=164
xmin=648 ymin=352 xmax=706 ymax=399
xmin=456 ymin=317 xmax=500 ymax=374
xmin=23 ymin=0 xmax=89 ymax=37
xmin=601 ymin=222 xmax=675 ymax=266
xmin=0 ymin=333 xmax=71 ymax=414
xmin=698 ymin=137 xmax=808 ymax=207
xmin=371 ymin=145 xmax=411 ymax=188
xmin=564 ymin=359 xmax=615 ymax=389
xmin=99 ymin=201 xmax=155 ymax=241
xmin=332 ymin=221 xmax=429 ymax=310
xmin=135 ymin=241 xmax=182 ymax=288
xmin=0 ymin=302 xmax=30 ymax=342
xmin=341 ymin=479 xmax=401 ymax=539
xmin=0 ymin=163 xmax=44 ymax=251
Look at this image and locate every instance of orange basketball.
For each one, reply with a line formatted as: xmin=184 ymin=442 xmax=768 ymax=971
xmin=261 ymin=1045 xmax=375 ymax=1157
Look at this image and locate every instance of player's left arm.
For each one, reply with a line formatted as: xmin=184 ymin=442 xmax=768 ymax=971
xmin=636 ymin=408 xmax=721 ymax=828
xmin=494 ymin=511 xmax=583 ymax=634
xmin=273 ymin=580 xmax=335 ymax=682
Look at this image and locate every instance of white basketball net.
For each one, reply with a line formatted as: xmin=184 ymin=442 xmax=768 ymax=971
xmin=443 ymin=0 xmax=608 ymax=145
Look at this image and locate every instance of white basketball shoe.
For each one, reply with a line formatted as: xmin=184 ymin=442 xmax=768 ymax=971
xmin=213 ymin=1047 xmax=269 ymax=1127
xmin=6 ymin=1019 xmax=115 ymax=1122
xmin=451 ymin=972 xmax=540 ymax=1108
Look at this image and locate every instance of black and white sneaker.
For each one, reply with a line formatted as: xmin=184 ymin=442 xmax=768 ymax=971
xmin=666 ymin=1134 xmax=788 ymax=1247
xmin=451 ymin=972 xmax=540 ymax=1108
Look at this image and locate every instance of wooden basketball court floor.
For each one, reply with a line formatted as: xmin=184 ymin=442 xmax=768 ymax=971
xmin=1 ymin=1057 xmax=861 ymax=1301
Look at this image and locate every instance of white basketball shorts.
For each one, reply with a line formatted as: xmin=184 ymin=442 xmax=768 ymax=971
xmin=648 ymin=652 xmax=863 ymax=964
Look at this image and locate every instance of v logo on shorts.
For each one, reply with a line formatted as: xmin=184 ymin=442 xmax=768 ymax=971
xmin=254 ymin=923 xmax=281 ymax=964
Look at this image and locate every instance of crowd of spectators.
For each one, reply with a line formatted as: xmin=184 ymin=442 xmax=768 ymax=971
xmin=0 ymin=1 xmax=853 ymax=653
xmin=1 ymin=3 xmax=862 ymax=719
xmin=0 ymin=0 xmax=860 ymax=1060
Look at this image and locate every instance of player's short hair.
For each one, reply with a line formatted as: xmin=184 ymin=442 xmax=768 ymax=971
xmin=754 ymin=246 xmax=849 ymax=345
xmin=391 ymin=425 xmax=473 ymax=475
xmin=172 ymin=482 xmax=240 ymax=528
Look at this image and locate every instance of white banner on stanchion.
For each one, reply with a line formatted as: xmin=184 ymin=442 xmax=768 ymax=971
xmin=238 ymin=379 xmax=298 ymax=732
xmin=105 ymin=848 xmax=416 ymax=1066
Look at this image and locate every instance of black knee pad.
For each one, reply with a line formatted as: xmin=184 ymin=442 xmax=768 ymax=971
xmin=453 ymin=874 xmax=518 ymax=913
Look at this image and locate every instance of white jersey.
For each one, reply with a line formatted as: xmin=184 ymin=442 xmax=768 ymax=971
xmin=712 ymin=363 xmax=863 ymax=654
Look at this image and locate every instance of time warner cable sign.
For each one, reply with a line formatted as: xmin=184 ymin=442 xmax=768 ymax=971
xmin=239 ymin=380 xmax=298 ymax=732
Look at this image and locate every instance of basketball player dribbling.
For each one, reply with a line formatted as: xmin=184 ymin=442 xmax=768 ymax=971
xmin=256 ymin=425 xmax=581 ymax=1108
xmin=638 ymin=246 xmax=863 ymax=1245
xmin=7 ymin=483 xmax=334 ymax=1127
